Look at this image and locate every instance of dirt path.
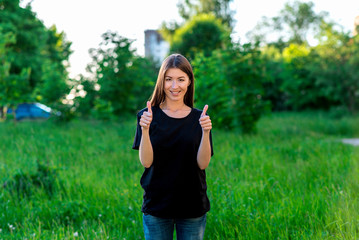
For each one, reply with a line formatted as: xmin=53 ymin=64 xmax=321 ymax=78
xmin=342 ymin=138 xmax=359 ymax=146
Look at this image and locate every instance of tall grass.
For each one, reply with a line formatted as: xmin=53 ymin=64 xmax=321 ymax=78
xmin=0 ymin=112 xmax=358 ymax=239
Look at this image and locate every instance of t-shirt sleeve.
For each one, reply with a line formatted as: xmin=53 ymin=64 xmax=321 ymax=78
xmin=132 ymin=112 xmax=142 ymax=150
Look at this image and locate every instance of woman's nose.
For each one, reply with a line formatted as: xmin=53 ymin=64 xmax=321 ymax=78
xmin=172 ymin=80 xmax=178 ymax=88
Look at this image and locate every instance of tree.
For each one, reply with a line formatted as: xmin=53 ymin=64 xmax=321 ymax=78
xmin=280 ymin=43 xmax=317 ymax=110
xmin=170 ymin=13 xmax=231 ymax=60
xmin=77 ymin=31 xmax=157 ymax=119
xmin=259 ymin=19 xmax=359 ymax=114
xmin=177 ymin=0 xmax=235 ymax=29
xmin=160 ymin=0 xmax=235 ymax=44
xmin=0 ymin=28 xmax=14 ymax=119
xmin=0 ymin=27 xmax=31 ymax=121
xmin=247 ymin=0 xmax=327 ymax=48
xmin=307 ymin=22 xmax=359 ymax=114
xmin=259 ymin=46 xmax=287 ymax=111
xmin=0 ymin=0 xmax=72 ymax=119
xmin=72 ymin=75 xmax=98 ymax=118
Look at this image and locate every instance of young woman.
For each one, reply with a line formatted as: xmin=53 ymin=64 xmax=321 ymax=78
xmin=132 ymin=53 xmax=213 ymax=240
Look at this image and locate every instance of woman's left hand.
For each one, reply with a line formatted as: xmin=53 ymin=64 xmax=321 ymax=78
xmin=199 ymin=105 xmax=212 ymax=132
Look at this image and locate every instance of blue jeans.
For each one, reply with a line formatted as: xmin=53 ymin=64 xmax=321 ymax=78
xmin=142 ymin=213 xmax=207 ymax=240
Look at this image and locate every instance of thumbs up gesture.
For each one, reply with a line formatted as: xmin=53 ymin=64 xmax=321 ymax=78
xmin=199 ymin=104 xmax=212 ymax=132
xmin=140 ymin=101 xmax=153 ymax=131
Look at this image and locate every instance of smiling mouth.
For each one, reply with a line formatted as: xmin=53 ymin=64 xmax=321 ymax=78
xmin=170 ymin=91 xmax=181 ymax=96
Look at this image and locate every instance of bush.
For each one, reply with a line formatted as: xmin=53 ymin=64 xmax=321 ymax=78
xmin=91 ymin=98 xmax=115 ymax=121
xmin=193 ymin=45 xmax=270 ymax=133
xmin=50 ymin=103 xmax=76 ymax=123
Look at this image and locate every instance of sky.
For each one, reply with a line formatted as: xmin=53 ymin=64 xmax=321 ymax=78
xmin=21 ymin=0 xmax=359 ymax=78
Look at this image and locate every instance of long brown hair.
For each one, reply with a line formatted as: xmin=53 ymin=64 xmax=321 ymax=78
xmin=149 ymin=53 xmax=195 ymax=108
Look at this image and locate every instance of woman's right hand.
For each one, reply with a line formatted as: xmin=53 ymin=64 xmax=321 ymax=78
xmin=139 ymin=101 xmax=154 ymax=168
xmin=140 ymin=101 xmax=152 ymax=131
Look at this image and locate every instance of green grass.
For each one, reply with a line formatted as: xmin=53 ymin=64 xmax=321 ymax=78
xmin=1 ymin=112 xmax=359 ymax=239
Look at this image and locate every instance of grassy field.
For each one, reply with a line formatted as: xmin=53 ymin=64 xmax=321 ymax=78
xmin=1 ymin=111 xmax=359 ymax=239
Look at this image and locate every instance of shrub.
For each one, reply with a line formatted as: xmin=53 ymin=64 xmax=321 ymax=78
xmin=193 ymin=45 xmax=270 ymax=133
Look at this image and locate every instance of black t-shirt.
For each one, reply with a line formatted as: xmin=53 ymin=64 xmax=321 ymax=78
xmin=132 ymin=105 xmax=214 ymax=218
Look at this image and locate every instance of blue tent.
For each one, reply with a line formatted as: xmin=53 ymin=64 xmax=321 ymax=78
xmin=7 ymin=103 xmax=52 ymax=121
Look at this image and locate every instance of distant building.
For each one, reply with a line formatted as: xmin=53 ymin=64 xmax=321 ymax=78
xmin=144 ymin=30 xmax=169 ymax=65
xmin=354 ymin=15 xmax=359 ymax=36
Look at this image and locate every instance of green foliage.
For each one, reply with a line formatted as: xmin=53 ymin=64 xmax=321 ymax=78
xmin=0 ymin=1 xmax=72 ymax=116
xmin=72 ymin=76 xmax=97 ymax=118
xmin=307 ymin=24 xmax=359 ymax=114
xmin=34 ymin=25 xmax=72 ymax=106
xmin=280 ymin=43 xmax=318 ymax=110
xmin=35 ymin=60 xmax=69 ymax=104
xmin=193 ymin=44 xmax=270 ymax=133
xmin=245 ymin=1 xmax=359 ymax=114
xmin=328 ymin=106 xmax=351 ymax=119
xmin=278 ymin=0 xmax=326 ymax=44
xmin=91 ymin=98 xmax=115 ymax=121
xmin=246 ymin=0 xmax=335 ymax=112
xmin=50 ymin=102 xmax=76 ymax=123
xmin=177 ymin=0 xmax=235 ymax=29
xmin=0 ymin=27 xmax=14 ymax=78
xmin=247 ymin=0 xmax=327 ymax=47
xmin=259 ymin=21 xmax=359 ymax=114
xmin=171 ymin=13 xmax=231 ymax=60
xmin=259 ymin=46 xmax=287 ymax=111
xmin=80 ymin=31 xmax=157 ymax=119
xmin=0 ymin=27 xmax=31 ymax=111
xmin=160 ymin=0 xmax=235 ymax=44
xmin=193 ymin=51 xmax=233 ymax=127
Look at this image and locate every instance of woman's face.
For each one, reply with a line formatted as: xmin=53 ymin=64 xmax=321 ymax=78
xmin=164 ymin=68 xmax=191 ymax=103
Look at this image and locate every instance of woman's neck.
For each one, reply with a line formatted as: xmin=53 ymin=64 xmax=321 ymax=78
xmin=161 ymin=100 xmax=188 ymax=112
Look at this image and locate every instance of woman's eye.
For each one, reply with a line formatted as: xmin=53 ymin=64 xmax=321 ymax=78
xmin=165 ymin=78 xmax=171 ymax=81
xmin=179 ymin=79 xmax=185 ymax=82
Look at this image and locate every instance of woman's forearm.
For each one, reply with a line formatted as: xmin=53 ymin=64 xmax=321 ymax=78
xmin=197 ymin=131 xmax=211 ymax=170
xmin=139 ymin=130 xmax=153 ymax=168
